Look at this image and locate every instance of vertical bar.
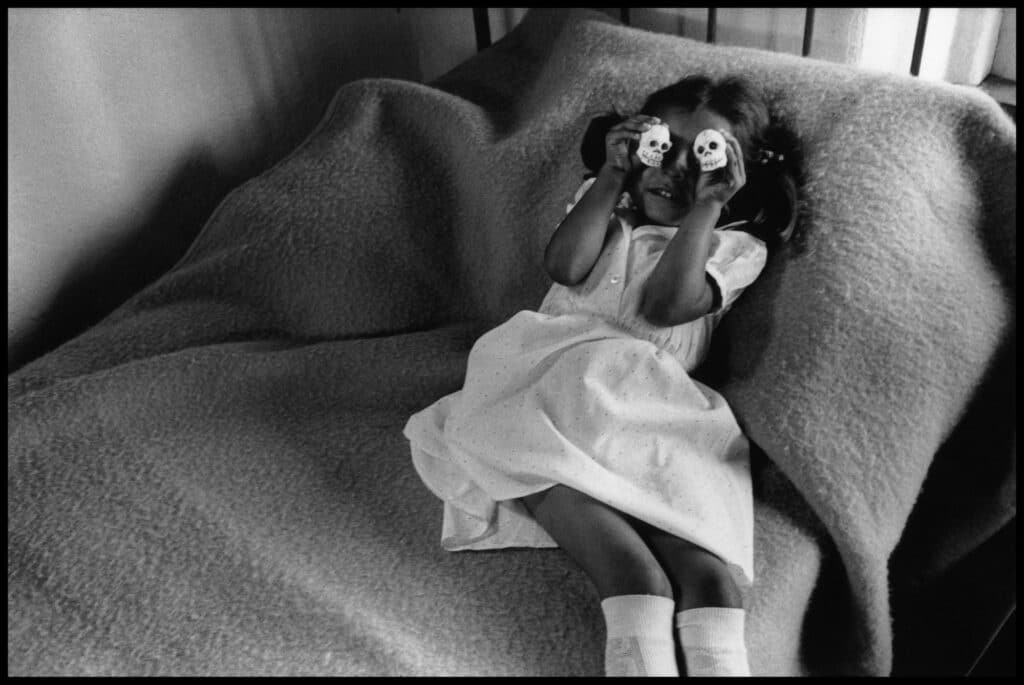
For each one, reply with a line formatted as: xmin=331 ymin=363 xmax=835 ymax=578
xmin=802 ymin=8 xmax=815 ymax=57
xmin=620 ymin=8 xmax=630 ymax=26
xmin=473 ymin=7 xmax=491 ymax=51
xmin=910 ymin=7 xmax=929 ymax=76
xmin=707 ymin=7 xmax=717 ymax=43
xmin=966 ymin=605 xmax=1016 ymax=676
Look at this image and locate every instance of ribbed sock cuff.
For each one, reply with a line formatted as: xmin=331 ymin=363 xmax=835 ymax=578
xmin=601 ymin=595 xmax=679 ymax=677
xmin=601 ymin=594 xmax=676 ymax=637
xmin=676 ymin=607 xmax=749 ymax=677
xmin=676 ymin=606 xmax=746 ymax=645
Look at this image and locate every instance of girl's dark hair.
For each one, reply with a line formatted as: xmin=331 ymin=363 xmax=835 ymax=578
xmin=580 ymin=75 xmax=803 ymax=248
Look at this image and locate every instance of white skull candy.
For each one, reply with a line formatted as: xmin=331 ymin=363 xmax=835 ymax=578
xmin=693 ymin=129 xmax=728 ymax=172
xmin=637 ymin=123 xmax=672 ymax=167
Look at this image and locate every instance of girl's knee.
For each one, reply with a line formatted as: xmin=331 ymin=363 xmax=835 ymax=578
xmin=521 ymin=484 xmax=582 ymax=519
xmin=645 ymin=533 xmax=742 ymax=609
xmin=673 ymin=549 xmax=742 ymax=610
xmin=599 ymin=554 xmax=673 ymax=600
xmin=520 ymin=486 xmax=672 ymax=600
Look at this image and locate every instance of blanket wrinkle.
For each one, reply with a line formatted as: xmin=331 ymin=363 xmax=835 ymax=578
xmin=8 ymin=7 xmax=1014 ymax=677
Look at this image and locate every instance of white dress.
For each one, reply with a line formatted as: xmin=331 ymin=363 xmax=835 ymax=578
xmin=403 ymin=178 xmax=767 ymax=587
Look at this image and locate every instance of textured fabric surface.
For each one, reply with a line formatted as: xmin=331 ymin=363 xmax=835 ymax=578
xmin=7 ymin=8 xmax=1016 ymax=676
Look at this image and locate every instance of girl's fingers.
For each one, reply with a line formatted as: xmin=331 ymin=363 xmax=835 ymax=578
xmin=724 ymin=145 xmax=744 ymax=188
xmin=610 ymin=115 xmax=662 ymax=134
xmin=724 ymin=146 xmax=739 ymax=187
xmin=639 ymin=115 xmax=663 ymax=127
xmin=610 ymin=123 xmax=650 ymax=136
xmin=720 ymin=131 xmax=745 ymax=185
xmin=628 ymin=114 xmax=662 ymax=126
xmin=607 ymin=131 xmax=640 ymax=147
xmin=720 ymin=130 xmax=744 ymax=166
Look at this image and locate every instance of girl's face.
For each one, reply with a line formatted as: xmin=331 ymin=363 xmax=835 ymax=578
xmin=629 ymin=105 xmax=737 ymax=226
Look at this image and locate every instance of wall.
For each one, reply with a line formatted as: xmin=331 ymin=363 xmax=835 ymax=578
xmin=991 ymin=7 xmax=1016 ymax=80
xmin=630 ymin=7 xmax=862 ymax=62
xmin=7 ymin=7 xmax=482 ymax=371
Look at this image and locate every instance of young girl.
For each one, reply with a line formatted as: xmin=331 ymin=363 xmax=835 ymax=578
xmin=404 ymin=75 xmax=800 ymax=677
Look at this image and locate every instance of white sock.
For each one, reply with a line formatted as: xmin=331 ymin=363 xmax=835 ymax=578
xmin=676 ymin=607 xmax=751 ymax=677
xmin=600 ymin=594 xmax=679 ymax=677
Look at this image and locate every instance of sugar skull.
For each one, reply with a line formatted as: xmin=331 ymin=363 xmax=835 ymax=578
xmin=637 ymin=123 xmax=672 ymax=167
xmin=693 ymin=129 xmax=728 ymax=172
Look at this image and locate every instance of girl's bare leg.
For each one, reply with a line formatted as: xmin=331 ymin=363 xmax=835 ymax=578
xmin=521 ymin=486 xmax=678 ymax=676
xmin=522 ymin=485 xmax=671 ymax=600
xmin=641 ymin=527 xmax=750 ymax=676
xmin=639 ymin=527 xmax=742 ymax=611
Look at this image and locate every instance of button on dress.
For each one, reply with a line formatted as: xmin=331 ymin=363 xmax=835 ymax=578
xmin=403 ymin=178 xmax=768 ymax=586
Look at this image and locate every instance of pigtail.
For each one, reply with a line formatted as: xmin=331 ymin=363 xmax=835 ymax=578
xmin=731 ymin=119 xmax=805 ymax=251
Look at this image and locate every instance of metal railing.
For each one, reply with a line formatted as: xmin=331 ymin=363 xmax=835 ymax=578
xmin=472 ymin=7 xmax=931 ymax=76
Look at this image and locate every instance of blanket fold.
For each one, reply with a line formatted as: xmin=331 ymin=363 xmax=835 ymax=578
xmin=8 ymin=8 xmax=1015 ymax=676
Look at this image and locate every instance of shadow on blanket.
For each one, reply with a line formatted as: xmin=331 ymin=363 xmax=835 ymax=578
xmin=7 ymin=8 xmax=1015 ymax=676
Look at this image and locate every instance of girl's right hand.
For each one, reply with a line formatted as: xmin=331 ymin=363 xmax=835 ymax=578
xmin=604 ymin=114 xmax=662 ymax=175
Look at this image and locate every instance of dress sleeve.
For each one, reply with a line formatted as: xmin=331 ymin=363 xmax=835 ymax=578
xmin=564 ymin=176 xmax=636 ymax=215
xmin=704 ymin=229 xmax=768 ymax=316
xmin=565 ymin=177 xmax=598 ymax=214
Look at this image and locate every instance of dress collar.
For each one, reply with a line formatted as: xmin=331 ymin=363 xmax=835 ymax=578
xmin=619 ymin=192 xmax=748 ymax=231
xmin=630 ymin=218 xmax=749 ymax=239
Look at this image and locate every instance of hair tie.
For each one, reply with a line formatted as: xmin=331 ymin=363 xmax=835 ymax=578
xmin=756 ymin=148 xmax=784 ymax=165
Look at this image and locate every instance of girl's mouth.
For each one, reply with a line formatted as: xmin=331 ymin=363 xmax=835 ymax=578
xmin=647 ymin=186 xmax=679 ymax=201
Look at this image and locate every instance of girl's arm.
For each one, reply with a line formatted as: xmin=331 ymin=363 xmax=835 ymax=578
xmin=545 ymin=115 xmax=661 ymax=286
xmin=543 ymin=165 xmax=626 ymax=285
xmin=640 ymin=129 xmax=747 ymax=326
xmin=639 ymin=201 xmax=721 ymax=326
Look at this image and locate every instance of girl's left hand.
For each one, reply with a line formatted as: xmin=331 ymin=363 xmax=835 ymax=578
xmin=693 ymin=129 xmax=746 ymax=208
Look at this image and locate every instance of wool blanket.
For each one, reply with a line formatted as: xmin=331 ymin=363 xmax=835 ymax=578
xmin=8 ymin=8 xmax=1016 ymax=676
